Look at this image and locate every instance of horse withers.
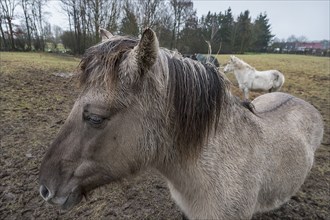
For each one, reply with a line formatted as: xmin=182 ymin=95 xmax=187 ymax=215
xmin=224 ymin=55 xmax=285 ymax=100
xmin=39 ymin=28 xmax=323 ymax=219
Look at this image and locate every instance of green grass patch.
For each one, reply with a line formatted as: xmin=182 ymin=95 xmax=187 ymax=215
xmin=0 ymin=52 xmax=80 ymax=74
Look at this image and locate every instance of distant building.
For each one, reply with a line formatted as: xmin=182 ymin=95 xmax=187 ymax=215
xmin=273 ymin=40 xmax=330 ymax=56
xmin=295 ymin=42 xmax=327 ymax=51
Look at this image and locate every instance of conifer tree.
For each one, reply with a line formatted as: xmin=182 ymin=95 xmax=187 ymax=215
xmin=252 ymin=13 xmax=274 ymax=52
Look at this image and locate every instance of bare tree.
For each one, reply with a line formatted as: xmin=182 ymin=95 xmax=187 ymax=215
xmin=88 ymin=0 xmax=121 ymax=40
xmin=137 ymin=0 xmax=162 ymax=30
xmin=20 ymin=0 xmax=32 ymax=50
xmin=1 ymin=0 xmax=18 ymax=50
xmin=170 ymin=0 xmax=194 ymax=49
xmin=60 ymin=0 xmax=83 ymax=53
xmin=29 ymin=0 xmax=46 ymax=50
xmin=119 ymin=0 xmax=139 ymax=36
xmin=59 ymin=0 xmax=121 ymax=53
xmin=103 ymin=0 xmax=121 ymax=33
xmin=0 ymin=7 xmax=8 ymax=49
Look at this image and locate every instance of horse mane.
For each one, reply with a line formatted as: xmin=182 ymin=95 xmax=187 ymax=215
xmin=233 ymin=57 xmax=256 ymax=71
xmin=165 ymin=53 xmax=230 ymax=154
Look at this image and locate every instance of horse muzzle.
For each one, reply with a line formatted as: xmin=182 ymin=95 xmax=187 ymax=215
xmin=39 ymin=184 xmax=83 ymax=210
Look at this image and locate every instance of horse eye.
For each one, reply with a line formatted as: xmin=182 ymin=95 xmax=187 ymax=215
xmin=87 ymin=114 xmax=104 ymax=125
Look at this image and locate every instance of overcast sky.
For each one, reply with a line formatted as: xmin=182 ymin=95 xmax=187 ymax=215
xmin=46 ymin=0 xmax=330 ymax=41
xmin=193 ymin=0 xmax=329 ymax=41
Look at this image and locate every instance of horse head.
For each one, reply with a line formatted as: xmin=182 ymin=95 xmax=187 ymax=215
xmin=39 ymin=28 xmax=161 ymax=210
xmin=224 ymin=56 xmax=236 ymax=73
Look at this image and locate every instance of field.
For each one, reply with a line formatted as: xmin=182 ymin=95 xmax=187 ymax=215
xmin=1 ymin=52 xmax=329 ymax=219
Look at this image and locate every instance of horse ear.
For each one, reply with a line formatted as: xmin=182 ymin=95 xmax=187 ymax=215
xmin=136 ymin=28 xmax=159 ymax=70
xmin=99 ymin=28 xmax=113 ymax=42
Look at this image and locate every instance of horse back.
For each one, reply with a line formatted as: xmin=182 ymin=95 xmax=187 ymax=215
xmin=252 ymin=92 xmax=323 ymax=151
xmin=250 ymin=92 xmax=323 ymax=212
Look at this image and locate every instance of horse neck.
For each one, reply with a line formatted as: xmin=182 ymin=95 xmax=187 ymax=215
xmin=152 ymin=94 xmax=246 ymax=167
xmin=233 ymin=64 xmax=254 ymax=79
xmin=144 ymin=51 xmax=259 ymax=171
xmin=154 ymin=95 xmax=255 ymax=202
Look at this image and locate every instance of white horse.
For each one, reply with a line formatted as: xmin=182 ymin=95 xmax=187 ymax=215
xmin=224 ymin=55 xmax=285 ymax=100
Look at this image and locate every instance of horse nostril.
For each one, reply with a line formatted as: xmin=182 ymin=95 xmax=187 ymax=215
xmin=40 ymin=185 xmax=52 ymax=201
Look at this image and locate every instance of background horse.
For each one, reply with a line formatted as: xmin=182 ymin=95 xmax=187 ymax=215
xmin=39 ymin=28 xmax=323 ymax=219
xmin=195 ymin=53 xmax=220 ymax=67
xmin=184 ymin=53 xmax=220 ymax=67
xmin=224 ymin=55 xmax=285 ymax=100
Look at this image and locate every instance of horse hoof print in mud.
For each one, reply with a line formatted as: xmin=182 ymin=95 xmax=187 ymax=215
xmin=39 ymin=28 xmax=324 ymax=219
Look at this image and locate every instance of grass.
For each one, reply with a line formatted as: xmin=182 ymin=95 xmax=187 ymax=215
xmin=0 ymin=52 xmax=80 ymax=74
xmin=0 ymin=52 xmax=329 ymax=219
xmin=218 ymin=54 xmax=329 ymax=78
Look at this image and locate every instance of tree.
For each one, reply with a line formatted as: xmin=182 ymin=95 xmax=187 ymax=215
xmin=170 ymin=0 xmax=195 ymax=49
xmin=104 ymin=0 xmax=121 ymax=33
xmin=199 ymin=11 xmax=219 ymax=52
xmin=20 ymin=0 xmax=32 ymax=50
xmin=287 ymin=35 xmax=298 ymax=42
xmin=137 ymin=0 xmax=162 ymax=31
xmin=178 ymin=15 xmax=205 ymax=54
xmin=153 ymin=1 xmax=173 ymax=49
xmin=60 ymin=0 xmax=121 ymax=53
xmin=1 ymin=0 xmax=18 ymax=50
xmin=251 ymin=13 xmax=274 ymax=52
xmin=0 ymin=6 xmax=8 ymax=49
xmin=218 ymin=8 xmax=234 ymax=53
xmin=60 ymin=30 xmax=75 ymax=52
xmin=30 ymin=0 xmax=47 ymax=51
xmin=297 ymin=35 xmax=308 ymax=42
xmin=234 ymin=10 xmax=252 ymax=53
xmin=120 ymin=1 xmax=139 ymax=36
xmin=53 ymin=25 xmax=63 ymax=46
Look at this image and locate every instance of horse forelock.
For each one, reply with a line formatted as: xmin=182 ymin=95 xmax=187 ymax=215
xmin=165 ymin=53 xmax=229 ymax=157
xmin=78 ymin=36 xmax=139 ymax=89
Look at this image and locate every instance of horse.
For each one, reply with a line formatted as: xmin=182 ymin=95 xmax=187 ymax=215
xmin=224 ymin=55 xmax=285 ymax=100
xmin=39 ymin=28 xmax=323 ymax=219
xmin=194 ymin=53 xmax=220 ymax=67
xmin=184 ymin=53 xmax=220 ymax=68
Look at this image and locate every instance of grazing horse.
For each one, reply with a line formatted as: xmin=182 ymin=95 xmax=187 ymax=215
xmin=39 ymin=28 xmax=323 ymax=220
xmin=224 ymin=55 xmax=285 ymax=100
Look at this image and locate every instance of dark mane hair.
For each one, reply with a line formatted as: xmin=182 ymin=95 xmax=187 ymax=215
xmin=165 ymin=55 xmax=229 ymax=152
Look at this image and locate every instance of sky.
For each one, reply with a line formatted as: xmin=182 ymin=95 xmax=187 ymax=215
xmin=45 ymin=0 xmax=330 ymax=41
xmin=193 ymin=0 xmax=329 ymax=41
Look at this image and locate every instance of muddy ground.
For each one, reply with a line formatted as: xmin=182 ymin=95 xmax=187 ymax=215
xmin=1 ymin=53 xmax=329 ymax=219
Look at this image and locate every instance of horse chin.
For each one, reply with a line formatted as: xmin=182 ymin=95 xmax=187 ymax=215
xmin=56 ymin=187 xmax=84 ymax=211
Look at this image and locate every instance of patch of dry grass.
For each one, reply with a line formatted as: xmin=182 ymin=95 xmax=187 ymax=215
xmin=0 ymin=52 xmax=80 ymax=74
xmin=1 ymin=52 xmax=329 ymax=219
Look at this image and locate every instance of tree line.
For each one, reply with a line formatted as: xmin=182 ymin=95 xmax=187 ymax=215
xmin=1 ymin=0 xmax=274 ymax=54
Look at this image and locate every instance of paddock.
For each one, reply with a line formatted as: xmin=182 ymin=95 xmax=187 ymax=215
xmin=1 ymin=52 xmax=329 ymax=219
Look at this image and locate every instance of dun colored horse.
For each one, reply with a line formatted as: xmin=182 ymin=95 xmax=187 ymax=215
xmin=39 ymin=28 xmax=323 ymax=219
